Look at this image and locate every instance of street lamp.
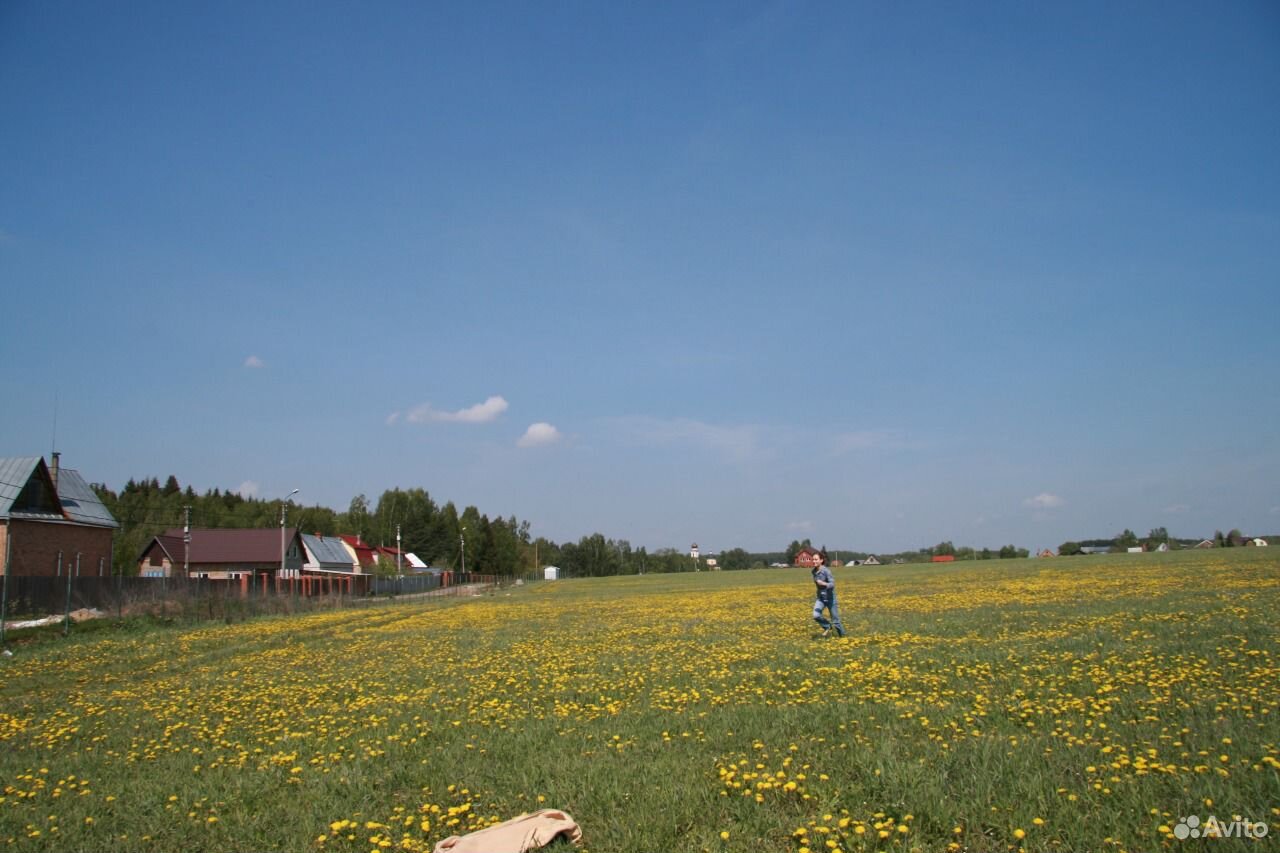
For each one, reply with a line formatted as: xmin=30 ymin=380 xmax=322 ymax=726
xmin=460 ymin=526 xmax=467 ymax=574
xmin=281 ymin=488 xmax=299 ymax=579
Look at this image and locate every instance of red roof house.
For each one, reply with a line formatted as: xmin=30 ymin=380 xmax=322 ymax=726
xmin=340 ymin=535 xmax=378 ymax=570
xmin=794 ymin=547 xmax=824 ymax=568
xmin=374 ymin=544 xmax=406 ymax=568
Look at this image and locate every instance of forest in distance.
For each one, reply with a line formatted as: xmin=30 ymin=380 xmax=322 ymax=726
xmin=91 ymin=475 xmax=1269 ymax=577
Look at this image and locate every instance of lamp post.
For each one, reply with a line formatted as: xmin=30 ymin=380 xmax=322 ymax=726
xmin=460 ymin=526 xmax=467 ymax=575
xmin=281 ymin=488 xmax=299 ymax=580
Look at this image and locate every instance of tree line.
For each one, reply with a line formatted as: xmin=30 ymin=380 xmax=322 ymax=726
xmin=782 ymin=539 xmax=1031 ymax=564
xmin=1057 ymin=526 xmax=1264 ymax=555
xmin=93 ymin=477 xmax=760 ymax=577
xmin=112 ymin=476 xmax=1218 ymax=578
xmin=93 ymin=477 xmax=533 ymax=576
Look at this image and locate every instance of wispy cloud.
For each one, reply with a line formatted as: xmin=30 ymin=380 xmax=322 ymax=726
xmin=399 ymin=395 xmax=509 ymax=425
xmin=243 ymin=355 xmax=264 ymax=369
xmin=787 ymin=520 xmax=814 ymax=533
xmin=237 ymin=480 xmax=259 ymax=498
xmin=830 ymin=429 xmax=908 ymax=454
xmin=1163 ymin=504 xmax=1190 ymax=514
xmin=609 ymin=416 xmax=767 ymax=462
xmin=517 ymin=422 xmax=562 ymax=448
xmin=1024 ymin=493 xmax=1064 ymax=509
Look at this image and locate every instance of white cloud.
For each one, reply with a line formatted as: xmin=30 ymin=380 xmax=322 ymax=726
xmin=787 ymin=520 xmax=814 ymax=533
xmin=236 ymin=480 xmax=259 ymax=498
xmin=243 ymin=355 xmax=264 ymax=369
xmin=1024 ymin=493 xmax=1064 ymax=509
xmin=385 ymin=412 xmax=401 ymax=426
xmin=1163 ymin=504 xmax=1190 ymax=514
xmin=405 ymin=395 xmax=509 ymax=425
xmin=517 ymin=422 xmax=562 ymax=448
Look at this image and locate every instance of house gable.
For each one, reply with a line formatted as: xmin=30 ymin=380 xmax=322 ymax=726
xmin=0 ymin=457 xmax=62 ymax=521
xmin=302 ymin=533 xmax=360 ymax=573
xmin=794 ymin=547 xmax=823 ymax=568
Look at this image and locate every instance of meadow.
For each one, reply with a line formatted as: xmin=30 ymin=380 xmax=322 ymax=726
xmin=1 ymin=549 xmax=1277 ymax=852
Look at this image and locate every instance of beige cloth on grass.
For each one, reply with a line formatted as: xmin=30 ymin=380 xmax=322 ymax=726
xmin=432 ymin=809 xmax=581 ymax=853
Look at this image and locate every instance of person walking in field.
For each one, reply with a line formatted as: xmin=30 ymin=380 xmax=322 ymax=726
xmin=811 ymin=551 xmax=845 ymax=637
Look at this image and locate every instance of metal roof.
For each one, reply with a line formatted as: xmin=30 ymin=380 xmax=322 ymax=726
xmin=339 ymin=535 xmax=377 ymax=567
xmin=0 ymin=456 xmax=62 ymax=521
xmin=301 ymin=533 xmax=357 ymax=569
xmin=55 ymin=468 xmax=118 ymax=528
xmin=159 ymin=527 xmax=299 ymax=564
xmin=2 ymin=457 xmax=118 ymax=527
xmin=0 ymin=457 xmax=39 ymax=516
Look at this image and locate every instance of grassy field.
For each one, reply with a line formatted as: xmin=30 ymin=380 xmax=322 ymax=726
xmin=1 ymin=549 xmax=1277 ymax=852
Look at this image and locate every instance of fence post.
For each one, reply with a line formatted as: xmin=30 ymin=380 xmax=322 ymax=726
xmin=0 ymin=525 xmax=12 ymax=647
xmin=64 ymin=553 xmax=78 ymax=636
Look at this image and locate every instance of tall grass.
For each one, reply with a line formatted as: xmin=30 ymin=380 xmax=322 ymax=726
xmin=1 ymin=549 xmax=1276 ymax=852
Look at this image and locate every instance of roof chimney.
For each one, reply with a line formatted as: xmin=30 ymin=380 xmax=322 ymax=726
xmin=50 ymin=452 xmax=61 ymax=492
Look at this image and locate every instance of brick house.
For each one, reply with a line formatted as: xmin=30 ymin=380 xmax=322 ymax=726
xmin=794 ymin=547 xmax=824 ymax=568
xmin=0 ymin=454 xmax=118 ymax=577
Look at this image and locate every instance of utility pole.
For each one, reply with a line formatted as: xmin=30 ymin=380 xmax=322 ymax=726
xmin=183 ymin=506 xmax=191 ymax=576
xmin=460 ymin=527 xmax=467 ymax=574
xmin=396 ymin=524 xmax=402 ymax=576
xmin=281 ymin=489 xmax=299 ymax=580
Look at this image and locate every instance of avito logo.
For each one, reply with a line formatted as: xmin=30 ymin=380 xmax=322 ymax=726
xmin=1174 ymin=814 xmax=1268 ymax=840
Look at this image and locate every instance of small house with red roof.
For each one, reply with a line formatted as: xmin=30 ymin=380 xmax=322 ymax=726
xmin=339 ymin=535 xmax=378 ymax=571
xmin=374 ymin=544 xmax=407 ymax=572
xmin=794 ymin=547 xmax=823 ymax=569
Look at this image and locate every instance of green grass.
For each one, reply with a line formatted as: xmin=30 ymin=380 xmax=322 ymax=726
xmin=1 ymin=549 xmax=1277 ymax=852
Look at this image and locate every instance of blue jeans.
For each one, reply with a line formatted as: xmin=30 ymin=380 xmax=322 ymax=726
xmin=813 ymin=594 xmax=845 ymax=636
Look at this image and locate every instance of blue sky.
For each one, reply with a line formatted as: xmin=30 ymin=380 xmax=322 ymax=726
xmin=2 ymin=1 xmax=1278 ymax=553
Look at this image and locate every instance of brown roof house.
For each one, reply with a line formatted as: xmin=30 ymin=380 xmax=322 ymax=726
xmin=138 ymin=527 xmax=305 ymax=581
xmin=0 ymin=454 xmax=118 ymax=577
